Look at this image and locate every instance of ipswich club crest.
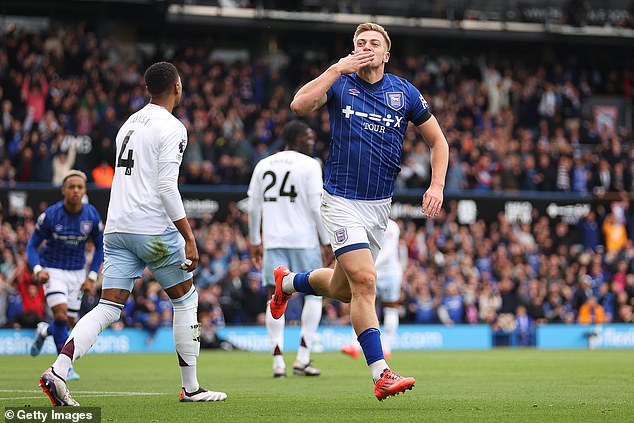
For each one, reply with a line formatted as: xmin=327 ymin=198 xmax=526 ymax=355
xmin=386 ymin=92 xmax=404 ymax=111
xmin=80 ymin=220 xmax=93 ymax=235
xmin=334 ymin=228 xmax=348 ymax=245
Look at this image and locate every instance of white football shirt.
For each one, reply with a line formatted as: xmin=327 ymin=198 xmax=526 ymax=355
xmin=248 ymin=150 xmax=327 ymax=249
xmin=105 ymin=103 xmax=187 ymax=235
xmin=375 ymin=219 xmax=402 ymax=275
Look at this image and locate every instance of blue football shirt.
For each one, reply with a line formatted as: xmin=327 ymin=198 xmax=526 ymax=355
xmin=27 ymin=200 xmax=104 ymax=272
xmin=324 ymin=72 xmax=431 ymax=200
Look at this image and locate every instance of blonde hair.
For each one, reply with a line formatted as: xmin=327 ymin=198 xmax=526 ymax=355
xmin=353 ymin=22 xmax=391 ymax=51
xmin=62 ymin=169 xmax=87 ymax=185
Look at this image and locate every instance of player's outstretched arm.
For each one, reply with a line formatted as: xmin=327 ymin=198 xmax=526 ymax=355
xmin=418 ymin=115 xmax=449 ymax=218
xmin=290 ymin=51 xmax=374 ymax=116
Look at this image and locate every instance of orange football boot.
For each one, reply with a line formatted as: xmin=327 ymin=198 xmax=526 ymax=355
xmin=373 ymin=369 xmax=415 ymax=401
xmin=270 ymin=265 xmax=292 ymax=319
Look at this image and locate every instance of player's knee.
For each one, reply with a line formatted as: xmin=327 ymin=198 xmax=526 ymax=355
xmin=170 ymin=285 xmax=198 ymax=311
xmin=349 ymin=269 xmax=377 ymax=297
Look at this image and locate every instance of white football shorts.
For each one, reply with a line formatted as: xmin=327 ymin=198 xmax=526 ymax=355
xmin=320 ymin=190 xmax=390 ymax=261
xmin=102 ymin=228 xmax=192 ymax=292
xmin=376 ymin=271 xmax=402 ymax=303
xmin=43 ymin=268 xmax=85 ymax=318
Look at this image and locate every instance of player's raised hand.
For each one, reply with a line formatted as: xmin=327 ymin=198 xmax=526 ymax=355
xmin=421 ymin=183 xmax=444 ymax=218
xmin=335 ymin=50 xmax=374 ymax=74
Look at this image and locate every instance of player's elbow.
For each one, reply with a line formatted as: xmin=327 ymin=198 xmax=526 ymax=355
xmin=290 ymin=98 xmax=310 ymax=116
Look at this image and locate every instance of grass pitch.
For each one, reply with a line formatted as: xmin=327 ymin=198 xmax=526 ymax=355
xmin=1 ymin=349 xmax=632 ymax=422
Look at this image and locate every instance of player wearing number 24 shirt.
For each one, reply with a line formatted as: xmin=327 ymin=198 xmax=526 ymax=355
xmin=247 ymin=120 xmax=330 ymax=379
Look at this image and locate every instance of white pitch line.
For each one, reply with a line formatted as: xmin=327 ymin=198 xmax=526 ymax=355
xmin=0 ymin=390 xmax=166 ymax=396
xmin=0 ymin=393 xmax=169 ymax=401
xmin=0 ymin=390 xmax=39 ymax=393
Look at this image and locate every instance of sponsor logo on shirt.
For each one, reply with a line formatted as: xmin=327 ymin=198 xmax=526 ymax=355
xmin=349 ymin=88 xmax=360 ymax=96
xmin=341 ymin=105 xmax=404 ymax=134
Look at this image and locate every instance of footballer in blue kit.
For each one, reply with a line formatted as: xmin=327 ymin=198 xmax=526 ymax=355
xmin=27 ymin=170 xmax=104 ymax=381
xmin=272 ymin=22 xmax=449 ymax=401
xmin=325 ymin=72 xmax=431 ymax=200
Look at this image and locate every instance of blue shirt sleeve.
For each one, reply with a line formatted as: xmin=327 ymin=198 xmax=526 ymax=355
xmin=326 ymin=76 xmax=343 ymax=103
xmin=90 ymin=209 xmax=105 ymax=273
xmin=405 ymin=81 xmax=432 ymax=126
xmin=26 ymin=211 xmax=50 ymax=269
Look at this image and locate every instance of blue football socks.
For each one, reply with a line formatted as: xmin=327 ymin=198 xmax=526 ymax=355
xmin=52 ymin=319 xmax=69 ymax=354
xmin=292 ymin=272 xmax=317 ymax=295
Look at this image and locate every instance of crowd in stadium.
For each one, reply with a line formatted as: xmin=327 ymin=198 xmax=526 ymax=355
xmin=1 ymin=22 xmax=634 ymax=346
xmin=1 ymin=23 xmax=633 ymax=192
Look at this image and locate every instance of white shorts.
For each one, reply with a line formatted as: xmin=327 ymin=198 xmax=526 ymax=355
xmin=320 ymin=190 xmax=391 ymax=260
xmin=102 ymin=228 xmax=192 ymax=292
xmin=43 ymin=268 xmax=85 ymax=318
xmin=376 ymin=271 xmax=402 ymax=303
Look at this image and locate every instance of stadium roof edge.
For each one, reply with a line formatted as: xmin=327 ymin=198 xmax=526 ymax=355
xmin=166 ymin=4 xmax=634 ymax=40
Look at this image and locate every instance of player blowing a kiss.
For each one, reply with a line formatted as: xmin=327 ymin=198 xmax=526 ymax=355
xmin=273 ymin=22 xmax=449 ymax=400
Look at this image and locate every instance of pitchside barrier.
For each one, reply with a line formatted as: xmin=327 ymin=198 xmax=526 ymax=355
xmin=1 ymin=183 xmax=624 ymax=227
xmin=0 ymin=324 xmax=633 ymax=355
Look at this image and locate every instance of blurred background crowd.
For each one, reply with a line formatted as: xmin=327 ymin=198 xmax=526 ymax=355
xmin=1 ymin=13 xmax=633 ymax=347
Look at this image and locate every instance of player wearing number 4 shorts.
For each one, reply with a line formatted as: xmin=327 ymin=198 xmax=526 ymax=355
xmin=248 ymin=120 xmax=330 ymax=378
xmin=39 ymin=62 xmax=226 ymax=406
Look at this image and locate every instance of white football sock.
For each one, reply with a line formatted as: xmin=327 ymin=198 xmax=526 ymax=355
xmin=172 ymin=287 xmax=200 ymax=393
xmin=296 ymin=295 xmax=322 ymax=364
xmin=370 ymin=359 xmax=390 ymax=382
xmin=383 ymin=307 xmax=399 ymax=355
xmin=266 ymin=302 xmax=285 ymax=369
xmin=52 ymin=300 xmax=121 ymax=380
xmin=281 ymin=273 xmax=297 ymax=294
xmin=349 ymin=327 xmax=361 ymax=351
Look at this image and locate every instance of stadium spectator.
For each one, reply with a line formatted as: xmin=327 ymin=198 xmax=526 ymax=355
xmin=514 ymin=304 xmax=535 ymax=346
xmin=577 ymin=296 xmax=606 ymax=324
xmin=91 ymin=160 xmax=114 ymax=188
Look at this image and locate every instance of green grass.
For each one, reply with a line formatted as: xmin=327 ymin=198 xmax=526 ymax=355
xmin=1 ymin=350 xmax=632 ymax=422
